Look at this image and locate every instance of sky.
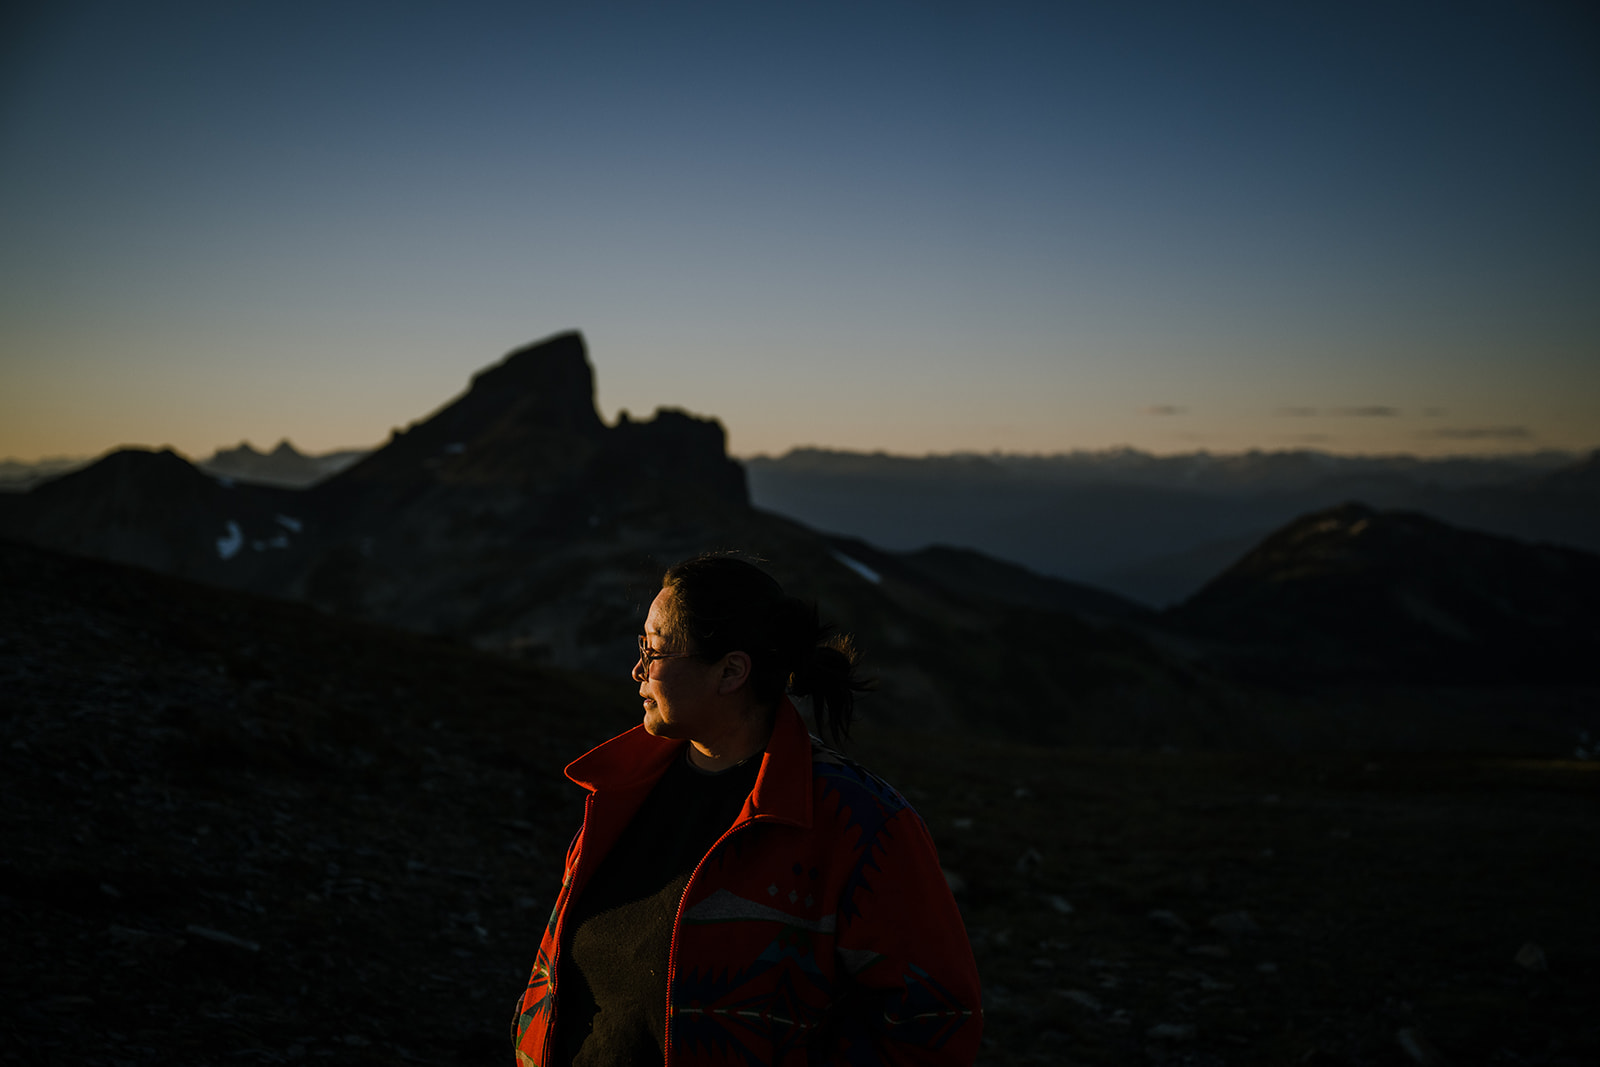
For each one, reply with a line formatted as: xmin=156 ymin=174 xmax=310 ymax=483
xmin=2 ymin=0 xmax=1597 ymax=463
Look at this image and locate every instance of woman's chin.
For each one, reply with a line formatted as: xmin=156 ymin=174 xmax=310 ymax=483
xmin=641 ymin=702 xmax=675 ymax=737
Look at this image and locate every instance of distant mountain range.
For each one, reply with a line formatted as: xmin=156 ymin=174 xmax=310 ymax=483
xmin=2 ymin=331 xmax=1593 ymax=752
xmin=10 ymin=423 xmax=1593 ymax=614
xmin=203 ymin=439 xmax=368 ymax=487
xmin=745 ymin=446 xmax=1600 ymax=606
xmin=0 ymin=455 xmax=97 ymax=492
xmin=0 ymin=440 xmax=368 ymax=493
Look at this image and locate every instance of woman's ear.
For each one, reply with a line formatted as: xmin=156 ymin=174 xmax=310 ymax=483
xmin=717 ymin=650 xmax=752 ymax=695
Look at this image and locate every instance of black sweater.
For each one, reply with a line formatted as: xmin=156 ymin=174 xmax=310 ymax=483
xmin=554 ymin=748 xmax=760 ymax=1067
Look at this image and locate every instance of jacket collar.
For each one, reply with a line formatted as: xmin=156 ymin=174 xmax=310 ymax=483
xmin=565 ymin=698 xmax=814 ymax=830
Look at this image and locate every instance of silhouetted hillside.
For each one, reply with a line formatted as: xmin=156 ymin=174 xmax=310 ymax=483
xmin=1532 ymin=449 xmax=1600 ymax=493
xmin=1 ymin=448 xmax=306 ymax=586
xmin=823 ymin=536 xmax=1150 ymax=624
xmin=1165 ymin=502 xmax=1600 ymax=686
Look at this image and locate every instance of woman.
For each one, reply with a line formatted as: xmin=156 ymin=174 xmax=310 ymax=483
xmin=513 ymin=554 xmax=983 ymax=1066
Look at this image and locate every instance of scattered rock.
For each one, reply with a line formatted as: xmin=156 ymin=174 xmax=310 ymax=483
xmin=1046 ymin=894 xmax=1073 ymax=915
xmin=1209 ymin=910 xmax=1263 ymax=938
xmin=1300 ymin=1050 xmax=1346 ymax=1066
xmin=1188 ymin=944 xmax=1230 ymax=958
xmin=36 ymin=995 xmax=95 ymax=1011
xmin=1015 ymin=847 xmax=1044 ymax=874
xmin=185 ymin=924 xmax=261 ymax=953
xmin=1055 ymin=989 xmax=1102 ymax=1012
xmin=1397 ymin=1026 xmax=1442 ymax=1065
xmin=1031 ymin=1028 xmax=1069 ymax=1052
xmin=1148 ymin=909 xmax=1190 ymax=934
xmin=1146 ymin=1022 xmax=1196 ymax=1041
xmin=1513 ymin=942 xmax=1547 ymax=971
xmin=941 ymin=868 xmax=968 ymax=894
xmin=108 ymin=925 xmax=186 ymax=956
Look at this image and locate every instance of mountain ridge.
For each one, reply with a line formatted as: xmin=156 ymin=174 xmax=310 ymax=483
xmin=1163 ymin=501 xmax=1600 ymax=687
xmin=2 ymin=332 xmax=1594 ymax=753
xmin=1 ymin=334 xmax=1227 ymax=747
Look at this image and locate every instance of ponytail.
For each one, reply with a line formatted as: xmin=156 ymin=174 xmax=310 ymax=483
xmin=789 ymin=627 xmax=870 ymax=747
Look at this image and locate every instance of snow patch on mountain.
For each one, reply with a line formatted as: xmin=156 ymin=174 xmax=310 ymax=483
xmin=832 ymin=551 xmax=881 ymax=584
xmin=216 ymin=521 xmax=243 ymax=560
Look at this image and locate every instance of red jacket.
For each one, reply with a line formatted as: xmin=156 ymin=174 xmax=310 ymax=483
xmin=513 ymin=700 xmax=983 ymax=1065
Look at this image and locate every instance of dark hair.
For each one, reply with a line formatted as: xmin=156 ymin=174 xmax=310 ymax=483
xmin=661 ymin=553 xmax=871 ymax=746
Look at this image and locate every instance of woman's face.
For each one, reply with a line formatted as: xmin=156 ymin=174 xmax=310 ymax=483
xmin=636 ymin=587 xmax=725 ymax=740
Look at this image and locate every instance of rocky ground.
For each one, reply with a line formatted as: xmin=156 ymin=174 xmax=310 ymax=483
xmin=3 ymin=539 xmax=1596 ymax=1065
xmin=855 ymin=736 xmax=1598 ymax=1065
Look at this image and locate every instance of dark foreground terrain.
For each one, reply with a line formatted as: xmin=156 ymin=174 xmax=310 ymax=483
xmin=3 ymin=540 xmax=1595 ymax=1065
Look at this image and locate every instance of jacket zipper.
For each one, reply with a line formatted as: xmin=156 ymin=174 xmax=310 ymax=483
xmin=663 ymin=812 xmax=771 ymax=1065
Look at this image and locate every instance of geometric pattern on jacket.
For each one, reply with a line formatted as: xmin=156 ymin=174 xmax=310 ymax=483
xmin=513 ymin=699 xmax=983 ymax=1065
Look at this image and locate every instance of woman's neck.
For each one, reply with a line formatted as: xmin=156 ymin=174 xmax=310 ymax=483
xmin=687 ymin=703 xmax=775 ymax=772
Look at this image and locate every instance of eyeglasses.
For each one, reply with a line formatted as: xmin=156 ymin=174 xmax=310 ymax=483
xmin=638 ymin=635 xmax=695 ymax=667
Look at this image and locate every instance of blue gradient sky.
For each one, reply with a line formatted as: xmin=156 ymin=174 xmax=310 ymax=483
xmin=3 ymin=0 xmax=1596 ymax=461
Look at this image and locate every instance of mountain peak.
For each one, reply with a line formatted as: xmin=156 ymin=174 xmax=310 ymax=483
xmin=63 ymin=447 xmax=202 ymax=487
xmin=466 ymin=330 xmax=595 ymax=418
xmin=315 ymin=331 xmax=746 ymax=510
xmin=214 ymin=440 xmax=264 ymax=460
xmin=327 ymin=332 xmax=605 ymax=490
xmin=427 ymin=330 xmax=603 ymax=440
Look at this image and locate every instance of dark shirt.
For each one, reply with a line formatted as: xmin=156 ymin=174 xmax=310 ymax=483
xmin=555 ymin=747 xmax=761 ymax=1067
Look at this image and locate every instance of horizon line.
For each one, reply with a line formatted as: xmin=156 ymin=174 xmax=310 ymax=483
xmin=3 ymin=440 xmax=1592 ymax=469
